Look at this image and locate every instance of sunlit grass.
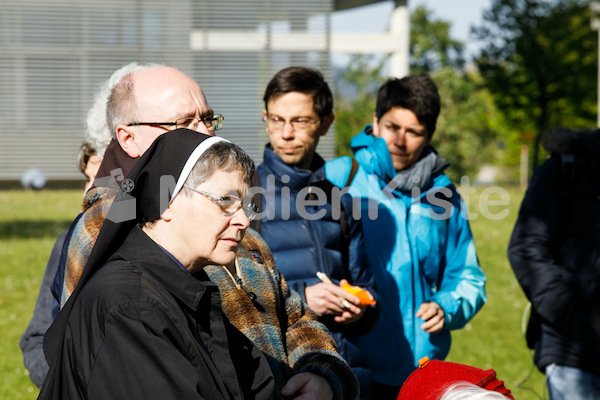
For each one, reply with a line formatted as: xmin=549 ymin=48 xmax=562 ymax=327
xmin=0 ymin=190 xmax=82 ymax=399
xmin=449 ymin=184 xmax=546 ymax=400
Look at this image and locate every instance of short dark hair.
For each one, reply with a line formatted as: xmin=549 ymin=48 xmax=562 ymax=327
xmin=375 ymin=75 xmax=441 ymax=139
xmin=263 ymin=66 xmax=333 ymax=117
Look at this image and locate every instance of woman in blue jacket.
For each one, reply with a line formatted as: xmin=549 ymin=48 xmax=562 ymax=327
xmin=326 ymin=75 xmax=486 ymax=399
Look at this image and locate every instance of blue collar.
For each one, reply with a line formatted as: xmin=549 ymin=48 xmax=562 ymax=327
xmin=261 ymin=144 xmax=327 ymax=188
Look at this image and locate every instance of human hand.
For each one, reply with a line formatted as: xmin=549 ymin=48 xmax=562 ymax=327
xmin=416 ymin=302 xmax=445 ymax=333
xmin=281 ymin=372 xmax=333 ymax=400
xmin=335 ymin=279 xmax=371 ymax=324
xmin=305 ymin=281 xmax=362 ymax=317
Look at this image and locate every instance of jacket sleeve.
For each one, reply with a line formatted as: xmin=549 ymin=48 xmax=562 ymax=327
xmin=430 ymin=187 xmax=487 ymax=330
xmin=507 ymin=157 xmax=578 ymax=330
xmin=325 ymin=157 xmax=380 ymax=334
xmin=338 ymin=194 xmax=380 ymax=335
xmin=278 ymin=267 xmax=360 ymax=400
xmin=19 ymin=231 xmax=67 ymax=388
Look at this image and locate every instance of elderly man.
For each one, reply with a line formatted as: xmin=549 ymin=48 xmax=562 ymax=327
xmin=37 ymin=64 xmax=356 ymax=400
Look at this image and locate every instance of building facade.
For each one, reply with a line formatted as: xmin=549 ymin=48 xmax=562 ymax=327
xmin=0 ymin=0 xmax=336 ymax=183
xmin=0 ymin=0 xmax=407 ymax=184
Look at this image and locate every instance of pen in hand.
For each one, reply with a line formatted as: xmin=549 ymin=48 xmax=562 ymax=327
xmin=316 ymin=272 xmax=352 ymax=309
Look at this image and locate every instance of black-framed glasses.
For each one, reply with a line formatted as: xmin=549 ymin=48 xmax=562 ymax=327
xmin=263 ymin=116 xmax=320 ymax=131
xmin=183 ymin=187 xmax=257 ymax=221
xmin=128 ymin=114 xmax=224 ymax=132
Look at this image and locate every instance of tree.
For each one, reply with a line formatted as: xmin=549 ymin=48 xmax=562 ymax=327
xmin=473 ymin=0 xmax=597 ymax=170
xmin=410 ymin=6 xmax=465 ymax=74
xmin=430 ymin=68 xmax=504 ymax=181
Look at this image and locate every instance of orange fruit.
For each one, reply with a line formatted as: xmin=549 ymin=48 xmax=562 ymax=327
xmin=340 ymin=282 xmax=376 ymax=306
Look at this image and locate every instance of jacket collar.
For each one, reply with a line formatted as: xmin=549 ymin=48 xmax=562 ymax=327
xmin=94 ymin=139 xmax=138 ymax=189
xmin=116 ymin=225 xmax=217 ymax=311
xmin=262 ymin=144 xmax=327 ymax=188
xmin=351 ymin=125 xmax=397 ymax=181
xmin=351 ymin=125 xmax=450 ymax=193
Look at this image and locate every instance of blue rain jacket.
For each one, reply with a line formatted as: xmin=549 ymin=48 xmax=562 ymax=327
xmin=325 ymin=126 xmax=486 ymax=385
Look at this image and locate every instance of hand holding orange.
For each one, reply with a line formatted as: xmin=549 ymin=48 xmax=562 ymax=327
xmin=340 ymin=281 xmax=376 ymax=306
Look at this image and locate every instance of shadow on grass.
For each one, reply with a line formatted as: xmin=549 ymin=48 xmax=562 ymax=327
xmin=0 ymin=220 xmax=73 ymax=239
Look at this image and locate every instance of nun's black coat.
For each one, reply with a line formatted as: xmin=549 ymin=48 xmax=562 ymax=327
xmin=58 ymin=225 xmax=274 ymax=399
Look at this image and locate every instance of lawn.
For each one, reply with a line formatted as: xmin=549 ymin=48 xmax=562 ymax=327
xmin=0 ymin=186 xmax=547 ymax=399
xmin=0 ymin=189 xmax=82 ymax=399
xmin=448 ymin=184 xmax=547 ymax=400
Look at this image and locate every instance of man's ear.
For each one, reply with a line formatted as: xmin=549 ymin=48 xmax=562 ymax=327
xmin=116 ymin=125 xmax=141 ymax=158
xmin=318 ymin=114 xmax=334 ymax=136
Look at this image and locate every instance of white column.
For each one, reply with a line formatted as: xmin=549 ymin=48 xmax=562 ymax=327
xmin=389 ymin=0 xmax=410 ymax=78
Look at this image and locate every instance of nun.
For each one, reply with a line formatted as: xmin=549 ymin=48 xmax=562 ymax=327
xmin=39 ymin=129 xmax=275 ymax=400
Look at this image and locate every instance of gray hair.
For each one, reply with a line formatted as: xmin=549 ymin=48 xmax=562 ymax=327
xmin=182 ymin=141 xmax=255 ymax=195
xmin=85 ymin=62 xmax=158 ymax=157
xmin=439 ymin=382 xmax=509 ymax=400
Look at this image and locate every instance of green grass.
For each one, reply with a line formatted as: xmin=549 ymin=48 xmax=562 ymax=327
xmin=0 ymin=189 xmax=82 ymax=399
xmin=448 ymin=184 xmax=547 ymax=400
xmin=0 ymin=187 xmax=547 ymax=399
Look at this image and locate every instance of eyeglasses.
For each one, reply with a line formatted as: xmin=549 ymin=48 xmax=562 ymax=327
xmin=183 ymin=187 xmax=257 ymax=221
xmin=128 ymin=114 xmax=224 ymax=132
xmin=264 ymin=116 xmax=320 ymax=132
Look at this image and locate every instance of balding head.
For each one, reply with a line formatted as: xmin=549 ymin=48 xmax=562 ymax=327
xmin=86 ymin=62 xmax=151 ymax=157
xmin=108 ymin=66 xmax=213 ymax=158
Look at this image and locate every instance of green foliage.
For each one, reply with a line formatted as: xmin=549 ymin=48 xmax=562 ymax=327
xmin=473 ymin=0 xmax=597 ymax=167
xmin=0 ymin=190 xmax=82 ymax=399
xmin=410 ymin=6 xmax=465 ymax=74
xmin=334 ymin=55 xmax=385 ymax=157
xmin=431 ymin=68 xmax=502 ymax=181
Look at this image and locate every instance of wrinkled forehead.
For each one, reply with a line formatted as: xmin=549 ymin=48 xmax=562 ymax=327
xmin=133 ymin=68 xmax=211 ymax=118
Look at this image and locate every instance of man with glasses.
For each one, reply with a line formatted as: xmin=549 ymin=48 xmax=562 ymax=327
xmin=255 ymin=66 xmax=379 ymax=399
xmin=36 ymin=64 xmax=357 ymax=400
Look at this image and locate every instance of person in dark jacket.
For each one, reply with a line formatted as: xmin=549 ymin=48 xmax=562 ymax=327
xmin=40 ymin=130 xmax=277 ymax=399
xmin=508 ymin=127 xmax=600 ymax=400
xmin=20 ymin=142 xmax=101 ymax=388
xmin=256 ymin=66 xmax=379 ymax=399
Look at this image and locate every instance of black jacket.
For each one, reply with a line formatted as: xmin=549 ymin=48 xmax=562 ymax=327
xmin=41 ymin=225 xmax=275 ymax=399
xmin=508 ymin=127 xmax=600 ymax=375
